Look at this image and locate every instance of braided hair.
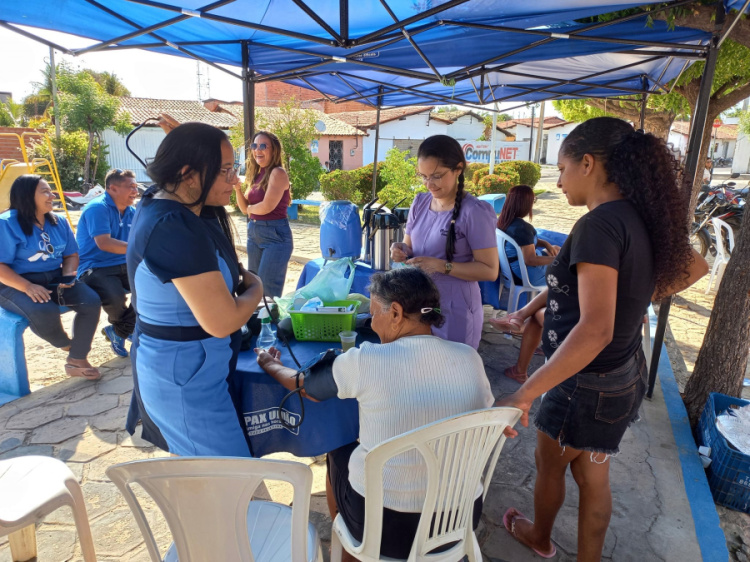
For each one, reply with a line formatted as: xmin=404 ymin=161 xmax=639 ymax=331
xmin=417 ymin=135 xmax=467 ymax=262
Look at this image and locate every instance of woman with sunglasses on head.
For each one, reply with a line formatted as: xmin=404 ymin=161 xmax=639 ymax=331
xmin=0 ymin=175 xmax=102 ymax=380
xmin=234 ymin=131 xmax=293 ymax=298
xmin=125 ymin=122 xmax=264 ymax=456
xmin=390 ymin=135 xmax=498 ymax=349
xmin=496 ymin=117 xmax=708 ymax=560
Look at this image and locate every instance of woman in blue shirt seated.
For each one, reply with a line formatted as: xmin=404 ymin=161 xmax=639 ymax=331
xmin=0 ymin=175 xmax=102 ymax=380
xmin=492 ymin=184 xmax=559 ymax=383
xmin=497 ymin=184 xmax=559 ymax=287
xmin=125 ymin=122 xmax=264 ymax=456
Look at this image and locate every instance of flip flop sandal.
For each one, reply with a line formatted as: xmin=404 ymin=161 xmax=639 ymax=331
xmin=65 ymin=364 xmax=102 ymax=381
xmin=503 ymin=507 xmax=557 ymax=559
xmin=504 ymin=366 xmax=528 ymax=384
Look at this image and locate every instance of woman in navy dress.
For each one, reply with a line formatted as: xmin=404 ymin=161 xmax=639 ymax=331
xmin=125 ymin=123 xmax=264 ymax=456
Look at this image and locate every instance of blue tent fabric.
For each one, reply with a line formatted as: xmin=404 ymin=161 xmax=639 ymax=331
xmin=0 ymin=1 xmax=713 ymax=106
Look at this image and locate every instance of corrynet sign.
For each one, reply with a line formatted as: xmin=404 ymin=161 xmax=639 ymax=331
xmin=461 ymin=141 xmax=530 ymax=164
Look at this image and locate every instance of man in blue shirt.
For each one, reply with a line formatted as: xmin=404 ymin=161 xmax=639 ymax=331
xmin=77 ymin=169 xmax=138 ymax=357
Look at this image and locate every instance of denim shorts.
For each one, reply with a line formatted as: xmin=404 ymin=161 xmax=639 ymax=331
xmin=534 ymin=349 xmax=647 ymax=455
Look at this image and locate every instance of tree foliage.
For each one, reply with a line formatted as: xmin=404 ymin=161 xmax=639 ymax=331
xmin=56 ymin=71 xmax=130 ymax=183
xmin=376 ymin=147 xmax=425 ymax=207
xmin=0 ymin=99 xmax=24 ymax=127
xmin=31 ymin=130 xmax=109 ymax=190
xmin=84 ymin=70 xmax=131 ymax=96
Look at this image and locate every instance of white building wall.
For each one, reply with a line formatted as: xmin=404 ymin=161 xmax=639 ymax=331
xmin=544 ymin=123 xmax=579 ymax=166
xmin=448 ymin=114 xmax=486 ymax=141
xmin=667 ymin=132 xmax=688 ymax=159
xmin=732 ymin=132 xmax=750 ymax=174
xmin=102 ymin=127 xmax=165 ymax=183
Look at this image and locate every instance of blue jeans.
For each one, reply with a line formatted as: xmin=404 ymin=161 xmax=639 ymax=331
xmin=0 ymin=270 xmax=101 ymax=359
xmin=247 ymin=218 xmax=293 ymax=298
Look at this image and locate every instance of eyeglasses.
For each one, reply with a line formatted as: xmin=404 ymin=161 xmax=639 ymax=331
xmin=57 ymin=284 xmax=66 ymax=307
xmin=250 ymin=143 xmax=269 ymax=151
xmin=220 ymin=163 xmax=241 ymax=181
xmin=39 ymin=232 xmax=54 ymax=256
xmin=415 ymin=170 xmax=453 ymax=185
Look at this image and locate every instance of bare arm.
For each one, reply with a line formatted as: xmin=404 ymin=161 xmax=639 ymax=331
xmin=255 ymin=347 xmax=320 ymax=402
xmin=406 ymin=246 xmax=499 ymax=282
xmin=94 ymin=234 xmax=127 ymax=255
xmin=172 ymin=269 xmax=264 ymax=338
xmin=61 ymin=253 xmax=79 ymax=277
xmin=234 ymin=183 xmax=250 ymax=215
xmin=520 ymin=244 xmax=555 ymax=267
xmin=495 ymin=263 xmax=618 ymax=426
xmin=245 ymin=168 xmax=289 ymax=216
xmin=653 ymin=248 xmax=709 ymax=301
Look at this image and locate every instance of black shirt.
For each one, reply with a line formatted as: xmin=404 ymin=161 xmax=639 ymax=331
xmin=541 ymin=199 xmax=654 ymax=371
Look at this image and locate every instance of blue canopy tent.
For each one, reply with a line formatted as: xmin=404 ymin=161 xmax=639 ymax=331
xmin=0 ymin=0 xmax=740 ymax=401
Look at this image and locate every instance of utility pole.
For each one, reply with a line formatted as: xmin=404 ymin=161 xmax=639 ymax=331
xmin=489 ymin=103 xmax=498 ymax=174
xmin=49 ymin=47 xmax=60 ymax=142
xmin=534 ymin=101 xmax=545 ymax=164
xmin=528 ymin=104 xmax=535 ymax=161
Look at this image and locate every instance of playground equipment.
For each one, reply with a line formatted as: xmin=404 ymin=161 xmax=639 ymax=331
xmin=0 ymin=132 xmax=72 ymax=226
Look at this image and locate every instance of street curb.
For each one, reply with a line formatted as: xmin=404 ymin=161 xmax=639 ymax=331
xmin=649 ymin=309 xmax=729 ymax=562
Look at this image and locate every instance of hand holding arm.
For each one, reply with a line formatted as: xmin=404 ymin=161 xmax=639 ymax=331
xmin=255 ymin=347 xmax=320 ymax=401
xmin=0 ymin=264 xmax=51 ymax=302
xmin=406 ymin=247 xmax=499 ymax=281
xmin=246 ymin=168 xmax=289 ymax=216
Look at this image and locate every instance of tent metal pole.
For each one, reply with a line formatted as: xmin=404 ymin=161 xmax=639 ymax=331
xmin=489 ymin=104 xmax=498 ymax=174
xmin=340 ymin=0 xmax=348 ymax=44
xmin=372 ymin=87 xmax=383 ymax=198
xmin=646 ymin=13 xmax=723 ymax=400
xmin=528 ymin=105 xmax=535 ymax=161
xmin=534 ymin=101 xmax=545 ymax=163
xmin=640 ymin=76 xmax=648 ymax=130
xmin=0 ymin=21 xmax=73 ymax=54
xmin=242 ymin=42 xmax=255 ymax=157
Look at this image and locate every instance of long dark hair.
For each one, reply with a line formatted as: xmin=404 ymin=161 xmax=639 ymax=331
xmin=147 ymin=122 xmax=237 ymax=261
xmin=369 ymin=267 xmax=445 ymax=328
xmin=9 ymin=174 xmax=58 ymax=236
xmin=417 ymin=135 xmax=467 ymax=262
xmin=560 ymin=116 xmax=692 ymax=296
xmin=497 ymin=184 xmax=534 ymax=231
xmin=246 ymin=131 xmax=284 ymax=192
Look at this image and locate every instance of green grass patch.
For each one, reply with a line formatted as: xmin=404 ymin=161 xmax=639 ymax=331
xmin=533 ymin=187 xmax=547 ymax=196
xmin=296 ymin=205 xmax=322 ymax=226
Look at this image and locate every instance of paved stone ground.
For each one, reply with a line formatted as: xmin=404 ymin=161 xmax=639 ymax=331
xmin=0 ymin=178 xmax=734 ymax=561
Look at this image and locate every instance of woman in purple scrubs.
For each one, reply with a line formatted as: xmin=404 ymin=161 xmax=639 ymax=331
xmin=391 ymin=135 xmax=498 ymax=349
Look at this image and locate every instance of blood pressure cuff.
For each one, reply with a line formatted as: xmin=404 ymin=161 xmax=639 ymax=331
xmin=301 ymin=348 xmax=342 ymax=401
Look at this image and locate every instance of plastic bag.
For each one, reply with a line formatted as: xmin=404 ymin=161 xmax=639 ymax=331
xmin=274 ymin=258 xmax=356 ymax=317
xmin=319 ymin=201 xmax=356 ymax=229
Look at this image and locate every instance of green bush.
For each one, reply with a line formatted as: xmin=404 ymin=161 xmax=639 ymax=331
xmin=476 ymin=172 xmax=518 ymax=196
xmin=319 ymin=162 xmax=386 ymax=205
xmin=31 ymin=130 xmax=108 ymax=191
xmin=514 ymin=160 xmax=542 ymax=187
xmin=463 ymin=180 xmax=479 ymax=197
xmin=465 ymin=162 xmax=486 ymax=180
xmin=472 ymin=166 xmax=490 ymax=185
xmin=471 ymin=160 xmax=541 ymax=188
xmin=376 ymin=147 xmax=425 ymax=207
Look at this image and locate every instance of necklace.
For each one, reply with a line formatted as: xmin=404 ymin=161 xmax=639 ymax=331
xmin=432 ymin=197 xmax=455 ymax=211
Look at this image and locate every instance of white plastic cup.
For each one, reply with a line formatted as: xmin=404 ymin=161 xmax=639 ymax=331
xmin=339 ymin=331 xmax=357 ymax=352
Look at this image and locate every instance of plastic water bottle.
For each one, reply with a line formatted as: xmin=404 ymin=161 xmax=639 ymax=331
xmin=257 ymin=308 xmax=276 ymax=351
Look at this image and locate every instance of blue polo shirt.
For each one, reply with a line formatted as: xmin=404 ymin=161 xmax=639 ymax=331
xmin=76 ymin=192 xmax=135 ymax=274
xmin=0 ymin=210 xmax=78 ymax=275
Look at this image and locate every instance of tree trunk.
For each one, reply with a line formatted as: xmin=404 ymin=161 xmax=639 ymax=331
xmin=581 ymin=99 xmax=675 ymax=140
xmin=683 ymin=206 xmax=750 ymax=426
xmin=91 ymin=131 xmax=101 ymax=183
xmin=83 ymin=128 xmax=94 ymax=185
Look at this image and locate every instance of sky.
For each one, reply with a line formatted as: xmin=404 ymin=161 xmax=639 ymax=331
xmin=0 ymin=24 xmax=542 ymax=118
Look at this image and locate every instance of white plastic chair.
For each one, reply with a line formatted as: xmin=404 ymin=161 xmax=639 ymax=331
xmin=496 ymin=229 xmax=546 ymax=313
xmin=0 ymin=455 xmax=97 ymax=562
xmin=706 ymin=218 xmax=735 ymax=294
xmin=330 ymin=407 xmax=522 ymax=562
xmin=107 ymin=457 xmax=323 ymax=562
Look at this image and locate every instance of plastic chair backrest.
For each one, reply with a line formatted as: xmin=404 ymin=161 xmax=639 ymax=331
xmin=496 ymin=229 xmax=543 ymax=289
xmin=358 ymin=407 xmax=522 ymax=560
xmin=107 ymin=457 xmax=313 ymax=562
xmin=711 ymin=218 xmax=735 ymax=260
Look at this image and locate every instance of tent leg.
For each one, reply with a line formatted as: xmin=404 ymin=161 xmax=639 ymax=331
xmin=371 ymin=86 xmax=383 ymax=198
xmin=242 ymin=41 xmax=255 ymax=156
xmin=646 ymin=11 xmax=723 ymax=399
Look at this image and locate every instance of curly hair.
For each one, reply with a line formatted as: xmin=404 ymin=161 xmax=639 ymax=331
xmin=368 ymin=267 xmax=445 ymax=328
xmin=560 ymin=117 xmax=692 ymax=297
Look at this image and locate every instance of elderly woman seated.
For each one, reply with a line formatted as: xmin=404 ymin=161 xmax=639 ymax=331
xmin=256 ymin=267 xmax=495 ymax=559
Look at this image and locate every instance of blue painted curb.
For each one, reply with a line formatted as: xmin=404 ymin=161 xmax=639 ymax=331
xmin=650 ymin=311 xmax=729 ymax=562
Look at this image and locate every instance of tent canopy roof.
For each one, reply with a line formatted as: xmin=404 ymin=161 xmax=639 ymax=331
xmin=0 ymin=1 xmax=723 ymax=107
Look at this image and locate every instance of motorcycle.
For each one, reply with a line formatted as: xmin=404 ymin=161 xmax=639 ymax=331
xmin=691 ymin=183 xmax=745 ymax=257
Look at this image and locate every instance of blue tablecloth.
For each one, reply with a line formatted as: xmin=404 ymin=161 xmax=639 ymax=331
xmin=479 ymin=229 xmax=568 ymax=310
xmin=233 ymin=333 xmax=374 ymax=457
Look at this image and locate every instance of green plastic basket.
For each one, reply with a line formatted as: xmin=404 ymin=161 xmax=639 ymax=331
xmin=289 ymin=300 xmax=360 ymax=342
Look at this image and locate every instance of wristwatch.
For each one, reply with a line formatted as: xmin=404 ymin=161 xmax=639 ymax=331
xmin=444 ymin=261 xmax=453 ymax=275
